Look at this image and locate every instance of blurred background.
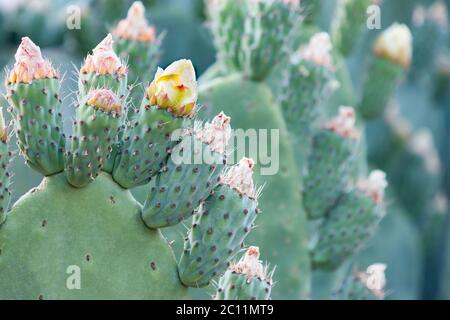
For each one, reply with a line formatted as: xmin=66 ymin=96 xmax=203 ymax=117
xmin=1 ymin=0 xmax=450 ymax=299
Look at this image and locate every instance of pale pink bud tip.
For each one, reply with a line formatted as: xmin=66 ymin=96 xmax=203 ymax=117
xmin=221 ymin=157 xmax=256 ymax=198
xmin=409 ymin=129 xmax=441 ymax=174
xmin=294 ymin=32 xmax=334 ymax=71
xmin=196 ymin=112 xmax=231 ymax=154
xmin=112 ymin=1 xmax=156 ymax=43
xmin=357 ymin=170 xmax=388 ymax=205
xmin=86 ymin=89 xmax=122 ymax=114
xmin=356 ymin=263 xmax=387 ymax=299
xmin=6 ymin=37 xmax=59 ymax=84
xmin=323 ymin=106 xmax=360 ymax=140
xmin=81 ymin=34 xmax=127 ymax=76
xmin=229 ymin=246 xmax=272 ymax=282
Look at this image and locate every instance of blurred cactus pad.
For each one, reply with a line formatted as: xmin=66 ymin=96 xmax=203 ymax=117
xmin=0 ymin=0 xmax=450 ymax=300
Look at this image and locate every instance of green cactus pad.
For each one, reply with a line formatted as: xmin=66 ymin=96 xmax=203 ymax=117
xmin=312 ymin=189 xmax=385 ymax=271
xmin=178 ymin=184 xmax=258 ymax=287
xmin=112 ymin=103 xmax=188 ymax=189
xmin=142 ymin=135 xmax=225 ymax=228
xmin=303 ymin=129 xmax=358 ymax=220
xmin=214 ymin=270 xmax=272 ymax=300
xmin=65 ymin=101 xmax=123 ymax=188
xmin=0 ymin=141 xmax=12 ymax=225
xmin=5 ymin=78 xmax=65 ymax=176
xmin=0 ymin=173 xmax=188 ymax=299
xmin=359 ymin=56 xmax=404 ymax=120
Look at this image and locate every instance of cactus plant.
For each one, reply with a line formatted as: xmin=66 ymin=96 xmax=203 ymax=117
xmin=0 ymin=30 xmax=268 ymax=299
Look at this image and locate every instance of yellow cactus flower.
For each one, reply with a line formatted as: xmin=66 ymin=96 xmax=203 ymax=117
xmin=147 ymin=59 xmax=198 ymax=116
xmin=374 ymin=23 xmax=413 ymax=68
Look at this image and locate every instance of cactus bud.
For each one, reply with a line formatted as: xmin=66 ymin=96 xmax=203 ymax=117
xmin=323 ymin=106 xmax=360 ymax=140
xmin=335 ymin=263 xmax=387 ymax=300
xmin=221 ymin=157 xmax=256 ymax=198
xmin=294 ymin=32 xmax=334 ymax=71
xmin=79 ymin=34 xmax=128 ymax=100
xmin=86 ymin=88 xmax=122 ymax=115
xmin=357 ymin=170 xmax=388 ymax=205
xmin=147 ymin=59 xmax=198 ymax=116
xmin=81 ymin=34 xmax=127 ymax=76
xmin=374 ymin=23 xmax=413 ymax=68
xmin=215 ymin=246 xmax=274 ymax=300
xmin=6 ymin=37 xmax=58 ymax=85
xmin=196 ymin=111 xmax=231 ymax=154
xmin=112 ymin=1 xmax=156 ymax=43
xmin=112 ymin=1 xmax=163 ymax=87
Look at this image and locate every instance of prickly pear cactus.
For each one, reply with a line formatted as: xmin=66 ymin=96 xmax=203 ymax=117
xmin=0 ymin=3 xmax=272 ymax=298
